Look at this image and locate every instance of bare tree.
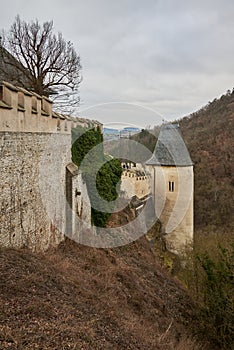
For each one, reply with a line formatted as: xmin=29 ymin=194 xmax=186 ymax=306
xmin=1 ymin=15 xmax=82 ymax=114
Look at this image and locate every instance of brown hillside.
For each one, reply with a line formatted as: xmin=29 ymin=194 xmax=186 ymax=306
xmin=179 ymin=90 xmax=234 ymax=230
xmin=0 ymin=238 xmax=207 ymax=350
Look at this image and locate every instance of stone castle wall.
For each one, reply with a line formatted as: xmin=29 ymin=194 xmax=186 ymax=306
xmin=120 ymin=163 xmax=150 ymax=199
xmin=121 ymin=171 xmax=149 ymax=199
xmin=0 ymin=81 xmax=99 ymax=251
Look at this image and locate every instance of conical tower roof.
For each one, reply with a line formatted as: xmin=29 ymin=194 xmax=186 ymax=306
xmin=146 ymin=123 xmax=193 ymax=166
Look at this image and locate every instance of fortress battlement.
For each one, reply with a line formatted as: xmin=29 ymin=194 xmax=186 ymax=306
xmin=0 ymin=81 xmax=100 ymax=251
xmin=0 ymin=81 xmax=101 ymax=134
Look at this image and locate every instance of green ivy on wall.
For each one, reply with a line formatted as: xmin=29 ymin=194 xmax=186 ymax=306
xmin=72 ymin=126 xmax=122 ymax=227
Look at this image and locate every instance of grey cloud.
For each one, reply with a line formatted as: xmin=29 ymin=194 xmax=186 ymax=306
xmin=1 ymin=0 xmax=234 ymax=127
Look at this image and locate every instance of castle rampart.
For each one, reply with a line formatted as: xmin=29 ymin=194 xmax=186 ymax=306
xmin=0 ymin=81 xmax=101 ymax=133
xmin=0 ymin=81 xmax=100 ymax=251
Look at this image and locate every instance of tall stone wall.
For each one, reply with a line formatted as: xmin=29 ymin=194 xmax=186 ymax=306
xmin=0 ymin=81 xmax=99 ymax=251
xmin=66 ymin=162 xmax=93 ymax=243
xmin=0 ymin=132 xmax=70 ymax=250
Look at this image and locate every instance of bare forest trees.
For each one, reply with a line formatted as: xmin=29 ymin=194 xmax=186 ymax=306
xmin=1 ymin=16 xmax=82 ymax=114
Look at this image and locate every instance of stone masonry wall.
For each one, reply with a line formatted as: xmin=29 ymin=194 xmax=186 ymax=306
xmin=121 ymin=172 xmax=149 ymax=199
xmin=120 ymin=163 xmax=150 ymax=199
xmin=0 ymin=132 xmax=70 ymax=250
xmin=0 ymin=81 xmax=98 ymax=251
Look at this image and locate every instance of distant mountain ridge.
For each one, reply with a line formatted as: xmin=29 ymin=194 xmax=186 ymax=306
xmin=103 ymin=127 xmax=140 ymax=134
xmin=103 ymin=127 xmax=119 ymax=134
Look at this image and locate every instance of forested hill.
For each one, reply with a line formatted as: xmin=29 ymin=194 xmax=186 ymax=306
xmin=180 ymin=90 xmax=234 ymax=230
xmin=132 ymin=89 xmax=234 ymax=231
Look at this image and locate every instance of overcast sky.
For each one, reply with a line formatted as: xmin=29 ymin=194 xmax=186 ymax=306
xmin=1 ymin=0 xmax=234 ymax=128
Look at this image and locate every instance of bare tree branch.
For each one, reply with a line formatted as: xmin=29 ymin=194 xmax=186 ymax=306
xmin=1 ymin=15 xmax=82 ymax=114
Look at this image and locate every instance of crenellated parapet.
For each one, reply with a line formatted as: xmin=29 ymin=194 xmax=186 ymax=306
xmin=0 ymin=81 xmax=102 ymax=133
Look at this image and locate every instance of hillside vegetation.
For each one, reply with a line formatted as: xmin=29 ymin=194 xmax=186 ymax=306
xmin=0 ymin=238 xmax=206 ymax=350
xmin=179 ymin=92 xmax=234 ymax=349
xmin=179 ymin=89 xmax=234 ymax=231
xmin=72 ymin=126 xmax=122 ymax=227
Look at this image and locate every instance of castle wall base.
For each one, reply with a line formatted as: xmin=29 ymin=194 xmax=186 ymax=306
xmin=0 ymin=132 xmax=70 ymax=251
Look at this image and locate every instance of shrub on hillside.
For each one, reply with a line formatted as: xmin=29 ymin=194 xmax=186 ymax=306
xmin=195 ymin=243 xmax=234 ymax=349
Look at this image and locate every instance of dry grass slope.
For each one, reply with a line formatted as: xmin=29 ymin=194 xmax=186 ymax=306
xmin=0 ymin=238 xmax=208 ymax=350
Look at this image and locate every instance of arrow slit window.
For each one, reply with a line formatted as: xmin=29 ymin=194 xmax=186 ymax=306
xmin=169 ymin=181 xmax=174 ymax=192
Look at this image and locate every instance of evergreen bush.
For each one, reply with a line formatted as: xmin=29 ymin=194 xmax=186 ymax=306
xmin=72 ymin=126 xmax=122 ymax=227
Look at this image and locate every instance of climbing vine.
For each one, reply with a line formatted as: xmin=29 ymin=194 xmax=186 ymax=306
xmin=72 ymin=126 xmax=122 ymax=227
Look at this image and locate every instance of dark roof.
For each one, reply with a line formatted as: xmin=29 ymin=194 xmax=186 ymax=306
xmin=146 ymin=124 xmax=193 ymax=166
xmin=0 ymin=46 xmax=32 ymax=88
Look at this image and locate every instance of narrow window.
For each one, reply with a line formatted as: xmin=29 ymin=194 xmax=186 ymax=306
xmin=169 ymin=181 xmax=175 ymax=192
xmin=0 ymin=86 xmax=3 ymax=100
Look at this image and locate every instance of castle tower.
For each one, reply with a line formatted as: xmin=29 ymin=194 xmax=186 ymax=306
xmin=146 ymin=124 xmax=193 ymax=254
